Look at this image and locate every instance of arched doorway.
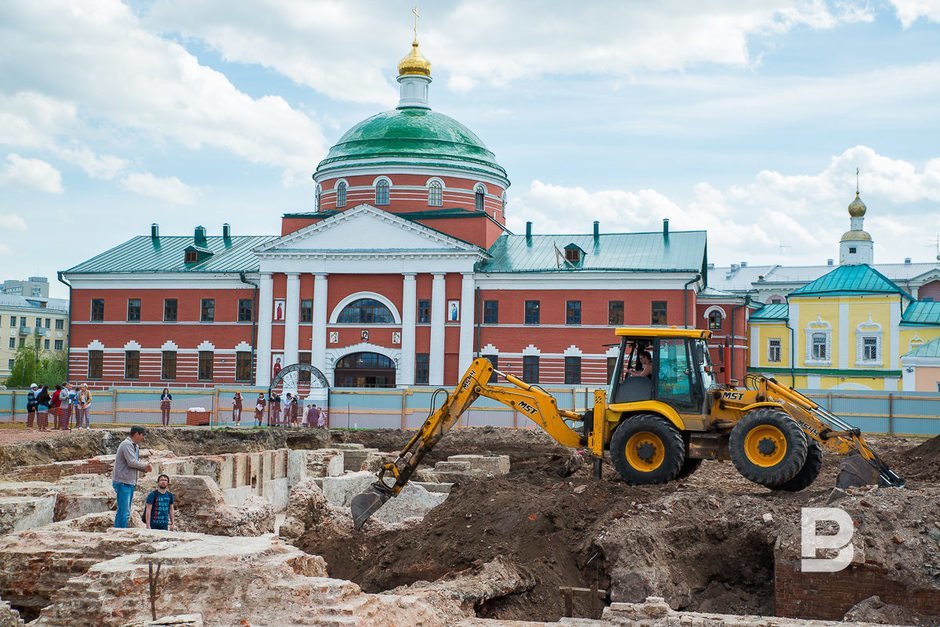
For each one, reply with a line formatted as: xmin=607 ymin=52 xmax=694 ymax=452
xmin=334 ymin=352 xmax=396 ymax=388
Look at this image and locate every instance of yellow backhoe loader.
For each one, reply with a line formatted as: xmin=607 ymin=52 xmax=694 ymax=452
xmin=352 ymin=327 xmax=903 ymax=528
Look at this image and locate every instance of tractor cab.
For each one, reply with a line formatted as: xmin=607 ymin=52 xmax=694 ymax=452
xmin=607 ymin=328 xmax=717 ymax=418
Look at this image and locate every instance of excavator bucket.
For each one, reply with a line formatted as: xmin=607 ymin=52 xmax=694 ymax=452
xmin=350 ymin=483 xmax=393 ymax=530
xmin=836 ymin=454 xmax=904 ymax=489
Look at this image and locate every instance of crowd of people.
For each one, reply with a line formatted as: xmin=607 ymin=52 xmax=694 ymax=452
xmin=248 ymin=391 xmax=326 ymax=428
xmin=24 ymin=381 xmax=93 ymax=431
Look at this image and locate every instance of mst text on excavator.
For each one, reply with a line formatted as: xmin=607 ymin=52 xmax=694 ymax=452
xmin=351 ymin=327 xmax=903 ymax=529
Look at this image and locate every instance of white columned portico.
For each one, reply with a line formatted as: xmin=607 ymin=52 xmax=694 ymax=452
xmin=458 ymin=272 xmax=475 ymax=374
xmin=284 ymin=273 xmax=301 ymax=364
xmin=312 ymin=273 xmax=329 ymax=376
xmin=429 ymin=272 xmax=446 ymax=385
xmin=256 ymin=273 xmax=274 ymax=386
xmin=400 ymin=273 xmax=417 ymax=385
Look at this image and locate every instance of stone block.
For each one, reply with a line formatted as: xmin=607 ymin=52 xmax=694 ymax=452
xmin=222 ymin=486 xmax=252 ymax=508
xmin=359 ymin=451 xmax=398 ymax=472
xmin=342 ymin=448 xmax=379 ymax=472
xmin=53 ymin=493 xmax=112 ymax=522
xmin=446 ymin=454 xmax=511 ymax=475
xmin=412 ymin=481 xmax=453 ymax=494
xmin=272 ymin=449 xmax=288 ymax=479
xmin=0 ymin=482 xmax=56 ymax=498
xmin=190 ymin=456 xmax=225 ymax=485
xmin=233 ymin=453 xmax=249 ymax=488
xmin=333 ymin=443 xmax=366 ymax=450
xmin=217 ymin=454 xmax=235 ymax=490
xmin=248 ymin=453 xmax=263 ymax=493
xmin=262 ymin=478 xmax=289 ymax=512
xmin=262 ymin=450 xmax=276 ymax=483
xmin=304 ymin=449 xmax=345 ymax=478
xmin=321 ymin=471 xmax=446 ymax=523
xmin=432 ymin=460 xmax=473 ymax=473
xmin=0 ymin=496 xmax=56 ymax=534
xmin=287 ymin=450 xmax=307 ymax=486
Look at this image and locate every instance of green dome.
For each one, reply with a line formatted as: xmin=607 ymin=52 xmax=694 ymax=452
xmin=316 ymin=108 xmax=507 ymax=178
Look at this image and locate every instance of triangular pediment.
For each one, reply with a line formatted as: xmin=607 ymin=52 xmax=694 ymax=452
xmin=257 ymin=204 xmax=481 ymax=254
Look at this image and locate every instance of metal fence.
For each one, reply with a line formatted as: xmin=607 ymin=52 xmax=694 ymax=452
xmin=0 ymin=386 xmax=938 ymax=435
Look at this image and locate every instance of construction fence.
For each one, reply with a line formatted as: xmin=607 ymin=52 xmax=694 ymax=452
xmin=0 ymin=386 xmax=938 ymax=436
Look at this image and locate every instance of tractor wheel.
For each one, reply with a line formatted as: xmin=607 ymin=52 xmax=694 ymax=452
xmin=610 ymin=414 xmax=686 ymax=484
xmin=675 ymin=457 xmax=703 ymax=481
xmin=772 ymin=440 xmax=823 ymax=492
xmin=729 ymin=408 xmax=808 ymax=487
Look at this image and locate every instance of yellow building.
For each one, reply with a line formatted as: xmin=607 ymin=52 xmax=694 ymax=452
xmin=0 ymin=294 xmax=70 ymax=382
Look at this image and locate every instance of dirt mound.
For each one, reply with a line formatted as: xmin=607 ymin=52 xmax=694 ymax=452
xmin=900 ymin=434 xmax=940 ymax=483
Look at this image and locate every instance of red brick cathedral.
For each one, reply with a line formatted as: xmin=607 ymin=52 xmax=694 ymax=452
xmin=63 ymin=37 xmax=733 ymax=392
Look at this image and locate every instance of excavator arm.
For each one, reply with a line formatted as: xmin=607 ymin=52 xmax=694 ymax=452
xmin=746 ymin=374 xmax=904 ymax=488
xmin=351 ymin=357 xmax=584 ymax=528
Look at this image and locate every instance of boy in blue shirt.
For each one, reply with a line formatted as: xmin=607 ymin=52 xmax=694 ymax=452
xmin=145 ymin=474 xmax=176 ymax=531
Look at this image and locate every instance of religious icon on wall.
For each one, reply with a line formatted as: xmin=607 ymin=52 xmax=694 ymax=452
xmin=448 ymin=300 xmax=459 ymax=322
xmin=273 ymin=300 xmax=285 ymax=321
xmin=360 ymin=329 xmax=370 ymax=341
xmin=329 ymin=331 xmax=339 ymax=344
xmin=272 ymin=354 xmax=283 ymax=379
xmin=392 ymin=331 xmax=401 ymax=345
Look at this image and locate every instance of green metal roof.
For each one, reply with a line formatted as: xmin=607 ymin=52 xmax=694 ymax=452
xmin=750 ymin=303 xmax=789 ymax=321
xmin=316 ymin=108 xmax=506 ymax=177
xmin=790 ymin=264 xmax=912 ymax=299
xmin=63 ymin=235 xmax=276 ymax=274
xmin=901 ymin=301 xmax=940 ymax=326
xmin=903 ymin=337 xmax=940 ymax=359
xmin=477 ymin=231 xmax=706 ymax=273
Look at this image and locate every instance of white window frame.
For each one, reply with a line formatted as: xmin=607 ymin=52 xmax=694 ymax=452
xmin=474 ymin=183 xmax=487 ymax=211
xmin=768 ymin=338 xmax=781 ymax=363
xmin=855 ymin=317 xmax=883 ymax=366
xmin=335 ymin=179 xmax=348 ymax=208
xmin=804 ymin=317 xmax=832 ymax=366
xmin=374 ymin=177 xmax=391 ymax=206
xmin=427 ymin=178 xmax=443 ymax=207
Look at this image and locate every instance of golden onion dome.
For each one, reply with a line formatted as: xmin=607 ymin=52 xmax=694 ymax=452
xmin=398 ymin=38 xmax=431 ymax=77
xmin=848 ymin=192 xmax=867 ymax=217
xmin=841 ymin=229 xmax=872 ymax=242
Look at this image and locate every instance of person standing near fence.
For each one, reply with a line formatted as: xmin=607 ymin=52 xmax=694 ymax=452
xmin=68 ymin=383 xmax=80 ymax=429
xmin=305 ymin=403 xmax=320 ymax=428
xmin=50 ymin=385 xmax=64 ymax=430
xmin=26 ymin=384 xmax=38 ymax=429
xmin=112 ymin=426 xmax=153 ymax=528
xmin=254 ymin=393 xmax=265 ymax=427
xmin=35 ymin=385 xmax=50 ymax=431
xmin=77 ymin=384 xmax=92 ymax=429
xmin=232 ymin=391 xmax=243 ymax=427
xmin=269 ymin=391 xmax=280 ymax=427
xmin=61 ymin=383 xmax=74 ymax=430
xmin=160 ymin=388 xmax=172 ymax=426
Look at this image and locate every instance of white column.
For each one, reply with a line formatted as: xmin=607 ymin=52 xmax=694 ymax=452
xmin=400 ymin=273 xmax=417 ymax=386
xmin=838 ymin=302 xmax=849 ymax=369
xmin=256 ymin=273 xmax=274 ymax=386
xmin=312 ymin=273 xmax=329 ymax=375
xmin=458 ymin=272 xmax=475 ymax=376
xmin=283 ymin=273 xmax=301 ymax=393
xmin=429 ymin=272 xmax=446 ymax=385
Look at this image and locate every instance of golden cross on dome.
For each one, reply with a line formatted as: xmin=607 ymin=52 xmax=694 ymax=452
xmin=856 ymin=167 xmax=860 ymax=194
xmin=412 ymin=6 xmax=420 ymax=40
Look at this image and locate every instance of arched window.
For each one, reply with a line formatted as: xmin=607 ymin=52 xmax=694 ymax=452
xmin=337 ymin=298 xmax=395 ymax=324
xmin=428 ymin=180 xmax=442 ymax=206
xmin=474 ymin=184 xmax=486 ymax=211
xmin=336 ymin=352 xmax=395 ymax=369
xmin=375 ymin=179 xmax=390 ymax=206
xmin=708 ymin=310 xmax=723 ymax=330
xmin=769 ymin=297 xmax=784 ymax=304
xmin=336 ymin=181 xmax=347 ymax=208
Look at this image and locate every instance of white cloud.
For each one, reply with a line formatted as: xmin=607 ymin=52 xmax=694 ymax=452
xmin=0 ymin=213 xmax=28 ymax=231
xmin=889 ymin=0 xmax=940 ymax=26
xmin=1 ymin=0 xmax=326 ymax=185
xmin=0 ymin=244 xmax=11 ymax=256
xmin=120 ymin=172 xmax=201 ymax=205
xmin=54 ymin=146 xmax=127 ymax=180
xmin=0 ymin=153 xmax=63 ymax=194
xmin=509 ymin=146 xmax=940 ymax=266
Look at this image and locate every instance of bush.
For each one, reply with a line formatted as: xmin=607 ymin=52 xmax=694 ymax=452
xmin=4 ymin=345 xmax=67 ymax=388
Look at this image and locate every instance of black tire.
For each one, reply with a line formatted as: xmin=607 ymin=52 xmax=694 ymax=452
xmin=729 ymin=408 xmax=808 ymax=487
xmin=675 ymin=457 xmax=703 ymax=481
xmin=610 ymin=414 xmax=686 ymax=484
xmin=772 ymin=440 xmax=823 ymax=492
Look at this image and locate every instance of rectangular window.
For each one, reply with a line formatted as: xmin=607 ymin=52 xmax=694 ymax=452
xmin=811 ymin=333 xmax=827 ymax=360
xmin=651 ymin=301 xmax=668 ymax=325
xmin=35 ymin=317 xmax=42 ymax=328
xmin=54 ymin=340 xmax=63 ymax=351
xmin=566 ymin=300 xmax=581 ymax=325
xmin=198 ymin=351 xmax=213 ymax=380
xmin=88 ymin=350 xmax=103 ymax=379
xmin=91 ymin=299 xmax=104 ymax=322
xmin=237 ymin=299 xmax=253 ymax=322
xmin=161 ymin=351 xmax=177 ymax=380
xmin=608 ymin=301 xmax=624 ymax=325
xmin=415 ymin=353 xmax=430 ymax=385
xmin=417 ymin=299 xmax=431 ymax=324
xmin=55 ymin=319 xmax=63 ymax=330
xmin=236 ymin=351 xmax=253 ymax=382
xmin=164 ymin=299 xmax=178 ymax=322
xmin=200 ymin=299 xmax=215 ymax=322
xmin=768 ymin=339 xmax=781 ymax=363
xmin=44 ymin=339 xmax=50 ymax=350
xmin=298 ymin=352 xmax=311 ymax=383
xmin=863 ymin=337 xmax=878 ymax=361
xmin=45 ymin=318 xmax=50 ymax=329
xmin=522 ymin=355 xmax=539 ymax=383
xmin=524 ymin=300 xmax=540 ymax=325
xmin=125 ymin=350 xmax=140 ymax=379
xmin=564 ymin=356 xmax=581 ymax=384
xmin=482 ymin=354 xmax=498 ymax=371
xmin=8 ymin=316 xmax=14 ymax=327
xmin=300 ymin=299 xmax=313 ymax=323
xmin=19 ymin=317 xmax=26 ymax=327
xmin=127 ymin=298 xmax=141 ymax=322
xmin=483 ymin=300 xmax=498 ymax=324
xmin=18 ymin=337 xmax=24 ymax=348
xmin=7 ymin=359 xmax=12 ymax=370
xmin=7 ymin=338 xmax=14 ymax=349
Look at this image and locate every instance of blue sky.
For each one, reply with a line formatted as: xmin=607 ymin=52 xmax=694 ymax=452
xmin=2 ymin=0 xmax=940 ymax=298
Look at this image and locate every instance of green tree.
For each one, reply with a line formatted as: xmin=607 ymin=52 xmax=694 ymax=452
xmin=4 ymin=345 xmax=67 ymax=388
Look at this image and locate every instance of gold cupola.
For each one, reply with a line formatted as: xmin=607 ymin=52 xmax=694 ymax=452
xmin=848 ymin=192 xmax=867 ymax=217
xmin=398 ymin=38 xmax=431 ymax=77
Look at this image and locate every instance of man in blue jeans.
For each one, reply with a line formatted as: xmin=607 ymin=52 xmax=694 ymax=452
xmin=112 ymin=425 xmax=153 ymax=528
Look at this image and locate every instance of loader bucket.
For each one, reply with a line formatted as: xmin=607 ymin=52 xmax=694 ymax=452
xmin=836 ymin=454 xmax=904 ymax=489
xmin=351 ymin=483 xmax=393 ymax=530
